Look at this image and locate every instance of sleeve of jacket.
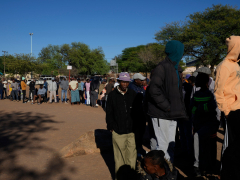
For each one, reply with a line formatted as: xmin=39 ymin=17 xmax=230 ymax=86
xmin=106 ymin=92 xmax=115 ymax=130
xmin=214 ymin=65 xmax=231 ymax=115
xmin=148 ymin=65 xmax=170 ymax=111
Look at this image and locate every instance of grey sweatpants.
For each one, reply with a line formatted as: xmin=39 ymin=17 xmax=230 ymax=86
xmin=151 ymin=118 xmax=177 ymax=163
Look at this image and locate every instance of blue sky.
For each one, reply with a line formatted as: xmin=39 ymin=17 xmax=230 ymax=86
xmin=1 ymin=0 xmax=240 ymax=61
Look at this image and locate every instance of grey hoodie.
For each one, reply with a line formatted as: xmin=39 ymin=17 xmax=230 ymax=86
xmin=60 ymin=80 xmax=69 ymax=90
xmin=11 ymin=82 xmax=18 ymax=90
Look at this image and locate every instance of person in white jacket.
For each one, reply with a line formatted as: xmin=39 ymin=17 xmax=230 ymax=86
xmin=48 ymin=77 xmax=57 ymax=103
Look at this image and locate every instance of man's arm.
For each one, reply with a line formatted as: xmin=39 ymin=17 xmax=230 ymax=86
xmin=214 ymin=65 xmax=231 ymax=116
xmin=106 ymin=93 xmax=114 ymax=131
xmin=148 ymin=65 xmax=170 ymax=112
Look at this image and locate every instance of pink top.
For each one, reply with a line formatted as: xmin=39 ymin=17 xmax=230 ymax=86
xmin=85 ymin=82 xmax=90 ymax=92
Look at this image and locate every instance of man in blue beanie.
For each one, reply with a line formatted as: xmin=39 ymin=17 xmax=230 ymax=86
xmin=147 ymin=40 xmax=188 ymax=163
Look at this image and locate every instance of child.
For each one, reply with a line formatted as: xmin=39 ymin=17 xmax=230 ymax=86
xmin=190 ymin=73 xmax=219 ymax=176
xmin=139 ymin=150 xmax=178 ymax=180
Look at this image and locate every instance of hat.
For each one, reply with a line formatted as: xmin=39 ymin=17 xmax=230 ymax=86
xmin=192 ymin=72 xmax=198 ymax=77
xmin=185 ymin=74 xmax=191 ymax=79
xmin=195 ymin=67 xmax=211 ymax=75
xmin=22 ymin=77 xmax=25 ymax=80
xmin=51 ymin=77 xmax=55 ymax=80
xmin=133 ymin=73 xmax=146 ymax=80
xmin=119 ymin=72 xmax=131 ymax=82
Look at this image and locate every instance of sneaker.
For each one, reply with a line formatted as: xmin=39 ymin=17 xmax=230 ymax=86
xmin=65 ymin=102 xmax=68 ymax=104
xmin=96 ymin=104 xmax=99 ymax=107
xmin=23 ymin=102 xmax=27 ymax=104
xmin=194 ymin=167 xmax=201 ymax=177
xmin=31 ymin=103 xmax=35 ymax=105
xmin=38 ymin=103 xmax=41 ymax=105
xmin=28 ymin=100 xmax=30 ymax=102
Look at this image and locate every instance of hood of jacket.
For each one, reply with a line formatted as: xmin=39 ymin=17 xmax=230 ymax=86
xmin=225 ymin=35 xmax=240 ymax=62
xmin=165 ymin=40 xmax=184 ymax=69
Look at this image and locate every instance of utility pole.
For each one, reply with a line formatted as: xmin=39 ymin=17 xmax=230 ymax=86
xmin=29 ymin=33 xmax=33 ymax=78
xmin=2 ymin=51 xmax=7 ymax=77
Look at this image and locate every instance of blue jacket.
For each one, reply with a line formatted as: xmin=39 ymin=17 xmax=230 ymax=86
xmin=128 ymin=82 xmax=145 ymax=97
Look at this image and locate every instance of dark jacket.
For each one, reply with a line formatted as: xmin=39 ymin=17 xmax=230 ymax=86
xmin=128 ymin=82 xmax=146 ymax=97
xmin=138 ymin=160 xmax=178 ymax=180
xmin=29 ymin=81 xmax=35 ymax=91
xmin=106 ymin=88 xmax=137 ymax=134
xmin=147 ymin=57 xmax=187 ymax=120
xmin=190 ymin=88 xmax=218 ymax=131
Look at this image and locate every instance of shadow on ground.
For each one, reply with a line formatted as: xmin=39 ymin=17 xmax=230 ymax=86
xmin=0 ymin=111 xmax=75 ymax=180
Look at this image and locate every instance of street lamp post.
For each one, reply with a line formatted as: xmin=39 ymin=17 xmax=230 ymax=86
xmin=29 ymin=33 xmax=33 ymax=78
xmin=29 ymin=33 xmax=33 ymax=57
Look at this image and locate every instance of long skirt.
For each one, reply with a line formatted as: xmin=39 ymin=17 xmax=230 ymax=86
xmin=71 ymin=90 xmax=80 ymax=103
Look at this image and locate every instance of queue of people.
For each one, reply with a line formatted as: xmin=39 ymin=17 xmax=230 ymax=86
xmin=106 ymin=37 xmax=240 ymax=180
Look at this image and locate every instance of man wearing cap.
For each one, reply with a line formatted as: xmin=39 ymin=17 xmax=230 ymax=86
xmin=48 ymin=77 xmax=57 ymax=103
xmin=147 ymin=40 xmax=188 ymax=163
xmin=128 ymin=73 xmax=146 ymax=156
xmin=106 ymin=72 xmax=137 ymax=178
xmin=21 ymin=77 xmax=27 ymax=103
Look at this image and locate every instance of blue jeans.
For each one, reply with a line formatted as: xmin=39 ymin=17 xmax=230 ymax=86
xmin=12 ymin=90 xmax=18 ymax=100
xmin=61 ymin=89 xmax=67 ymax=102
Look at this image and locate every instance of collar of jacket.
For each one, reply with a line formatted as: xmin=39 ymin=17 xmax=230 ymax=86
xmin=116 ymin=86 xmax=128 ymax=95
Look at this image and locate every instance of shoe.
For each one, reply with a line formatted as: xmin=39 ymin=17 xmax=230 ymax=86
xmin=38 ymin=103 xmax=41 ymax=105
xmin=96 ymin=104 xmax=99 ymax=107
xmin=23 ymin=102 xmax=27 ymax=104
xmin=28 ymin=100 xmax=30 ymax=102
xmin=31 ymin=103 xmax=35 ymax=105
xmin=65 ymin=102 xmax=68 ymax=104
xmin=194 ymin=167 xmax=201 ymax=177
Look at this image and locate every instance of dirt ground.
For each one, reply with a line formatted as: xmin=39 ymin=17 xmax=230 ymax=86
xmin=0 ymin=88 xmax=224 ymax=180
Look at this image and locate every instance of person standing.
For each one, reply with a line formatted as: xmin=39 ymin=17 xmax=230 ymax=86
xmin=43 ymin=79 xmax=48 ymax=102
xmin=69 ymin=77 xmax=80 ymax=105
xmin=85 ymin=78 xmax=91 ymax=106
xmin=214 ymin=35 xmax=240 ymax=180
xmin=0 ymin=80 xmax=3 ymax=100
xmin=2 ymin=78 xmax=7 ymax=99
xmin=28 ymin=79 xmax=35 ymax=102
xmin=147 ymin=40 xmax=187 ymax=163
xmin=106 ymin=72 xmax=137 ymax=179
xmin=55 ymin=78 xmax=60 ymax=102
xmin=128 ymin=73 xmax=146 ymax=157
xmin=90 ymin=77 xmax=100 ymax=108
xmin=21 ymin=77 xmax=27 ymax=103
xmin=11 ymin=79 xmax=19 ymax=102
xmin=105 ymin=78 xmax=114 ymax=107
xmin=77 ymin=78 xmax=85 ymax=104
xmin=60 ymin=78 xmax=69 ymax=103
xmin=48 ymin=78 xmax=57 ymax=103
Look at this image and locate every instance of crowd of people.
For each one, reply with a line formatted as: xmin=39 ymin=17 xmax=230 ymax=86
xmin=106 ymin=37 xmax=240 ymax=180
xmin=0 ymin=36 xmax=239 ymax=180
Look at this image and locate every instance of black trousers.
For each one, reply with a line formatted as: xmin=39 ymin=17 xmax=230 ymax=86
xmin=22 ymin=90 xmax=26 ymax=103
xmin=221 ymin=109 xmax=240 ymax=180
xmin=90 ymin=91 xmax=98 ymax=107
xmin=3 ymin=88 xmax=7 ymax=98
xmin=79 ymin=90 xmax=84 ymax=103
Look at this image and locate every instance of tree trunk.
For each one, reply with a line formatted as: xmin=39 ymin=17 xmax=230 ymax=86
xmin=210 ymin=64 xmax=215 ymax=79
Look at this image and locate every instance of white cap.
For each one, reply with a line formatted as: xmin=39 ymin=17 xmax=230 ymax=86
xmin=195 ymin=67 xmax=211 ymax=75
xmin=192 ymin=72 xmax=198 ymax=77
xmin=133 ymin=73 xmax=146 ymax=80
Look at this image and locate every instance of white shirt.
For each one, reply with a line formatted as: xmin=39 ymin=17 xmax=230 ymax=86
xmin=3 ymin=81 xmax=7 ymax=88
xmin=69 ymin=80 xmax=78 ymax=90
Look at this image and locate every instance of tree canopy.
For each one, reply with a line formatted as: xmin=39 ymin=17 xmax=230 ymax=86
xmin=155 ymin=4 xmax=240 ymax=76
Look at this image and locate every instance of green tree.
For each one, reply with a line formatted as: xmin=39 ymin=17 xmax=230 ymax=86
xmin=155 ymin=4 xmax=240 ymax=77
